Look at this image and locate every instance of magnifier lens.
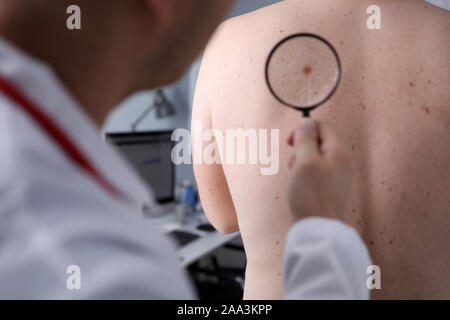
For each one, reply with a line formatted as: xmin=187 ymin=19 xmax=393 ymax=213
xmin=266 ymin=34 xmax=341 ymax=113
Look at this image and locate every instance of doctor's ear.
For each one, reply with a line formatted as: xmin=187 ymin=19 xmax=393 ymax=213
xmin=142 ymin=0 xmax=171 ymax=26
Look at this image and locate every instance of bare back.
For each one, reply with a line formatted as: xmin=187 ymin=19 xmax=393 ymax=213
xmin=193 ymin=0 xmax=450 ymax=299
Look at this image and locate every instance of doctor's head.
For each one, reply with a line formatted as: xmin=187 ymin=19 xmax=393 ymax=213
xmin=0 ymin=0 xmax=234 ymax=117
xmin=109 ymin=0 xmax=236 ymax=87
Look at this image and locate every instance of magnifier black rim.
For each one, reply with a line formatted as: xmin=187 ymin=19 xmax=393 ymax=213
xmin=265 ymin=32 xmax=342 ymax=113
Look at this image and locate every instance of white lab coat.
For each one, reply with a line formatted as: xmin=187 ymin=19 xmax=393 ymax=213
xmin=284 ymin=218 xmax=372 ymax=299
xmin=0 ymin=37 xmax=371 ymax=300
xmin=0 ymin=38 xmax=193 ymax=299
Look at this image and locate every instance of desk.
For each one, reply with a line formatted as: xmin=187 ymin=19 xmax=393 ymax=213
xmin=147 ymin=211 xmax=241 ymax=267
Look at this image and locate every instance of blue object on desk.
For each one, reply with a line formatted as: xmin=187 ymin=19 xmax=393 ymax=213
xmin=179 ymin=180 xmax=197 ymax=212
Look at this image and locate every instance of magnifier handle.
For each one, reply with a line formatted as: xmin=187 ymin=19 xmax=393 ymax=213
xmin=302 ymin=109 xmax=311 ymax=118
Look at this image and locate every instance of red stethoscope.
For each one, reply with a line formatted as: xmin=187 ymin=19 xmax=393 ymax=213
xmin=0 ymin=75 xmax=123 ymax=200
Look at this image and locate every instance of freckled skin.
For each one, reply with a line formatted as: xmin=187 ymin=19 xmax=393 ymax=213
xmin=193 ymin=0 xmax=450 ymax=299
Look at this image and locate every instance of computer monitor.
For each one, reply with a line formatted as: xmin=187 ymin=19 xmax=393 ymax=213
xmin=105 ymin=131 xmax=175 ymax=204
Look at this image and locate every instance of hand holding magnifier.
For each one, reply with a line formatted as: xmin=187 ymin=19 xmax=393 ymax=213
xmin=265 ymin=33 xmax=342 ymax=117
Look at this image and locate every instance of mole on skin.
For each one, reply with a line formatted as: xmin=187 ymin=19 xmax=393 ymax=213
xmin=302 ymin=65 xmax=312 ymax=76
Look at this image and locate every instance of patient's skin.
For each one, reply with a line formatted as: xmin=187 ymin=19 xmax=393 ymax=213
xmin=192 ymin=0 xmax=450 ymax=299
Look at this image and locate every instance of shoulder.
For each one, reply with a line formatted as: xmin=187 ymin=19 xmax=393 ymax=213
xmin=197 ymin=5 xmax=282 ymax=93
xmin=200 ymin=0 xmax=322 ymax=75
xmin=204 ymin=5 xmax=275 ymax=59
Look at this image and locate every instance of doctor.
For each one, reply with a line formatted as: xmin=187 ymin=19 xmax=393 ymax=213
xmin=0 ymin=0 xmax=371 ymax=299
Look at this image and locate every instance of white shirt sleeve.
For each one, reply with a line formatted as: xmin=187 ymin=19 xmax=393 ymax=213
xmin=283 ymin=217 xmax=372 ymax=300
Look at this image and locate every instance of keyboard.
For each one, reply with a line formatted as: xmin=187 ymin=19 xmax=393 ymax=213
xmin=169 ymin=230 xmax=200 ymax=247
xmin=197 ymin=223 xmax=216 ymax=232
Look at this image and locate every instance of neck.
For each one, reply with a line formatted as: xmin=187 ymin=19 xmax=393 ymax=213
xmin=0 ymin=3 xmax=141 ymax=127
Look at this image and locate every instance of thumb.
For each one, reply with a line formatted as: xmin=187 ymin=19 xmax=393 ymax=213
xmin=294 ymin=119 xmax=320 ymax=159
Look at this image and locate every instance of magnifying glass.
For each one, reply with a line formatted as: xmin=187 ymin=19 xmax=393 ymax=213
xmin=265 ymin=33 xmax=342 ymax=118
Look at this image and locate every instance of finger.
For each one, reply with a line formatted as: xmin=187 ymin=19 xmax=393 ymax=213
xmin=317 ymin=122 xmax=345 ymax=160
xmin=294 ymin=119 xmax=320 ymax=160
xmin=288 ymin=154 xmax=296 ymax=170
